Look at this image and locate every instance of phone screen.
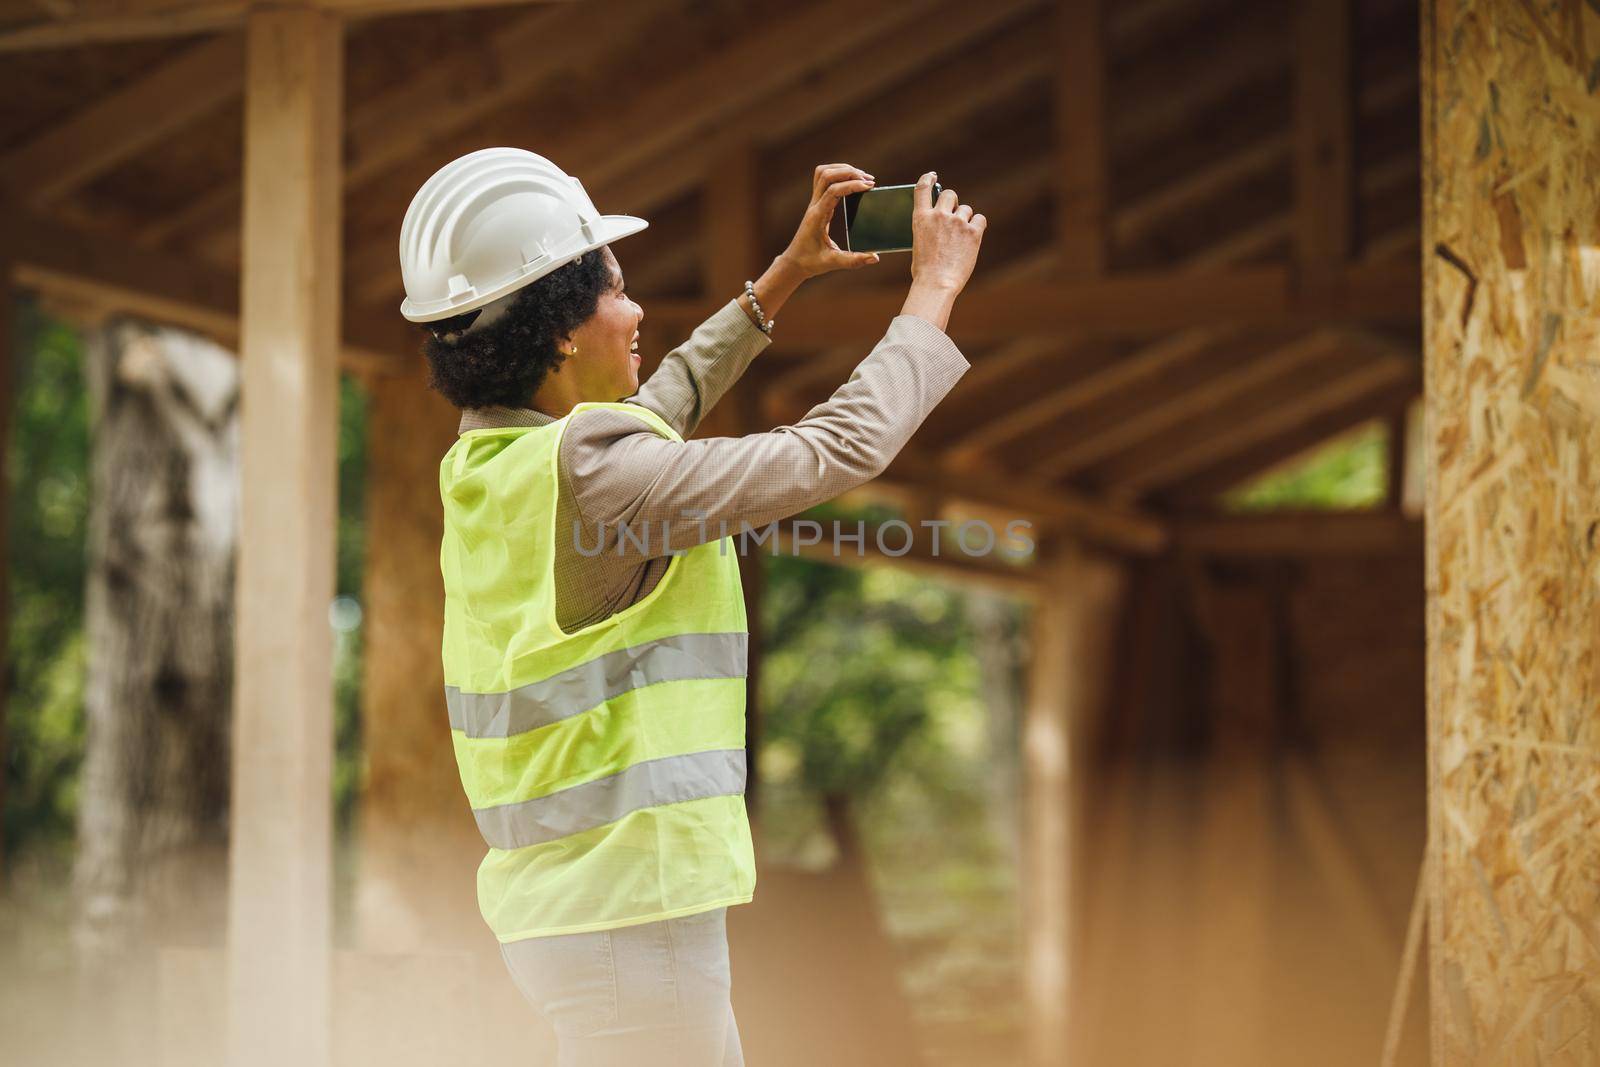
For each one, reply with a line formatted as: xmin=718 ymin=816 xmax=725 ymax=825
xmin=842 ymin=182 xmax=937 ymax=254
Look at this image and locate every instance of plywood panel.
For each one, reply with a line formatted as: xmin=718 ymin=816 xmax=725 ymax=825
xmin=1422 ymin=2 xmax=1600 ymax=1063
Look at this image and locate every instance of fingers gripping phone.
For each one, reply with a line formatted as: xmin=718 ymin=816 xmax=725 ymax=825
xmin=841 ymin=181 xmax=942 ymax=254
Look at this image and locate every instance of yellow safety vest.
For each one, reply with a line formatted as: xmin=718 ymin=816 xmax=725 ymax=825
xmin=438 ymin=400 xmax=756 ymax=941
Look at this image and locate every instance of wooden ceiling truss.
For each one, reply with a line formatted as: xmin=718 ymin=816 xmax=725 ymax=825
xmin=1 ymin=0 xmax=1422 ymax=563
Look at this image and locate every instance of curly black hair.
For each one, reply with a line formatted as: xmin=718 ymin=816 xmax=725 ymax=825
xmin=418 ymin=249 xmax=612 ymax=409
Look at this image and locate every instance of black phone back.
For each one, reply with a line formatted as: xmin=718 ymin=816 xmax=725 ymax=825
xmin=842 ymin=181 xmax=941 ymax=253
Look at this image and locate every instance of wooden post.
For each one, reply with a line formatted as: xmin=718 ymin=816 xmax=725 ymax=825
xmin=1188 ymin=573 xmax=1279 ymax=1067
xmin=0 ymin=228 xmax=11 ymax=880
xmin=1385 ymin=405 xmax=1408 ymax=511
xmin=700 ymin=138 xmax=767 ymax=816
xmin=1423 ymin=1 xmax=1600 ymax=1063
xmin=228 ymin=9 xmax=343 ymax=1067
xmin=1022 ymin=541 xmax=1121 ymax=1066
xmin=353 ymin=359 xmax=486 ymax=950
xmin=1056 ymin=0 xmax=1107 ymax=277
xmin=1294 ymin=0 xmax=1353 ymax=279
xmin=703 ymin=136 xmax=762 ymax=303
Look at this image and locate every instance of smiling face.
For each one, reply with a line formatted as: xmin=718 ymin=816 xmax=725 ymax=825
xmin=560 ymin=246 xmax=644 ymax=401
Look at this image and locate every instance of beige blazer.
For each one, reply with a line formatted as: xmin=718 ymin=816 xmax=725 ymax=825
xmin=456 ymin=296 xmax=970 ymax=633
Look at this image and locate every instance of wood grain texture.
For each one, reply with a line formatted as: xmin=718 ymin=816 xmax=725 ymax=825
xmin=1423 ymin=2 xmax=1600 ymax=1063
xmin=228 ymin=10 xmax=342 ymax=1067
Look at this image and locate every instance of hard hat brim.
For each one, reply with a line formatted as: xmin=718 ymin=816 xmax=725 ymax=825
xmin=400 ymin=214 xmax=649 ymax=324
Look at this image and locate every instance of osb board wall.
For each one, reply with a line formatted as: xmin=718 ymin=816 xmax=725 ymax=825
xmin=1423 ymin=1 xmax=1600 ymax=1064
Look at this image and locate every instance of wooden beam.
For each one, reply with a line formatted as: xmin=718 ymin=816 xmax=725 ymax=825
xmin=1115 ymin=135 xmax=1292 ymax=249
xmin=139 ymin=0 xmax=647 ymax=250
xmin=352 ymin=358 xmax=486 ymax=948
xmin=1030 ymin=330 xmax=1342 ymax=481
xmin=767 ymin=515 xmax=1043 ymax=598
xmin=879 ymin=448 xmax=1167 ymax=555
xmin=0 ymin=0 xmax=573 ymax=51
xmin=1096 ymin=354 xmax=1414 ymax=493
xmin=1167 ymin=379 xmax=1418 ymax=506
xmin=582 ymin=0 xmax=1196 ymax=300
xmin=645 ymin=262 xmax=1419 ymax=346
xmin=227 ymin=10 xmax=341 ymax=1067
xmin=346 ymin=0 xmax=1282 ymax=306
xmin=691 ymin=138 xmax=763 ymax=442
xmin=761 ymin=157 xmax=1056 ymax=406
xmin=702 ymin=139 xmax=762 ymax=302
xmin=1056 ymin=0 xmax=1107 ymax=277
xmin=290 ymin=0 xmax=947 ymax=285
xmin=953 ymin=328 xmax=1221 ymax=465
xmin=1172 ymin=511 xmax=1422 ymax=558
xmin=0 ymin=222 xmax=11 ymax=880
xmin=1294 ymin=0 xmax=1354 ymax=274
xmin=1380 ymin=854 xmax=1429 ymax=1067
xmin=604 ymin=0 xmax=1044 ymax=272
xmin=352 ymin=0 xmax=1024 ymax=307
xmin=1110 ymin=3 xmax=1287 ymax=154
xmin=7 ymin=211 xmax=415 ymax=374
xmin=0 ymin=35 xmax=244 ymax=206
xmin=1384 ymin=404 xmax=1408 ymax=511
xmin=1022 ymin=545 xmax=1122 ymax=1066
xmin=1282 ymin=754 xmax=1406 ymax=975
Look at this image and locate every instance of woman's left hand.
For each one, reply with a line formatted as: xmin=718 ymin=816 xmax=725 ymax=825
xmin=779 ymin=164 xmax=882 ymax=278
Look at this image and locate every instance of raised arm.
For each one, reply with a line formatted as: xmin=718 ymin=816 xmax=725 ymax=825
xmin=625 ymin=165 xmax=874 ymax=437
xmin=562 ymin=310 xmax=967 ymax=555
xmin=565 ymin=169 xmax=985 ymax=558
xmin=624 ymin=296 xmax=773 ymax=439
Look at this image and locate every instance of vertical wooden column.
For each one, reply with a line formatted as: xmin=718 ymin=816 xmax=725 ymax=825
xmin=1056 ymin=0 xmax=1107 ymax=277
xmin=0 ymin=230 xmax=12 ymax=880
xmin=701 ymin=138 xmax=767 ymax=816
xmin=1423 ymin=1 xmax=1600 ymax=1063
xmin=228 ymin=9 xmax=342 ymax=1067
xmin=354 ymin=361 xmax=485 ymax=949
xmin=1022 ymin=541 xmax=1122 ymax=1066
xmin=1294 ymin=0 xmax=1352 ymax=279
xmin=1189 ymin=575 xmax=1278 ymax=1067
xmin=703 ymin=136 xmax=762 ymax=304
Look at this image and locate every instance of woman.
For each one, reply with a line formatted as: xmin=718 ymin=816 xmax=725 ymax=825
xmin=399 ymin=148 xmax=984 ymax=1066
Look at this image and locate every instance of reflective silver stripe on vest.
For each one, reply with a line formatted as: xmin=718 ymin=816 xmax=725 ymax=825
xmin=472 ymin=748 xmax=747 ymax=851
xmin=445 ymin=631 xmax=747 ymax=738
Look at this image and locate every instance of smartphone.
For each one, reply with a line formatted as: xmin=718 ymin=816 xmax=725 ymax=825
xmin=841 ymin=181 xmax=941 ymax=254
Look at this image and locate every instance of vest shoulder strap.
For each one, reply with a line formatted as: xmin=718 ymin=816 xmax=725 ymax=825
xmin=567 ymin=400 xmax=684 ymax=443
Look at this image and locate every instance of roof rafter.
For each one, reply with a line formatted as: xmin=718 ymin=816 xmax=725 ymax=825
xmin=1090 ymin=342 xmax=1417 ymax=493
xmin=1166 ymin=379 xmax=1418 ymax=506
xmin=8 ymin=209 xmax=414 ymax=374
xmin=0 ymin=34 xmax=243 ymax=206
xmin=0 ymin=0 xmax=571 ymax=52
xmin=347 ymin=0 xmax=1042 ymax=305
xmin=1029 ymin=330 xmax=1348 ymax=481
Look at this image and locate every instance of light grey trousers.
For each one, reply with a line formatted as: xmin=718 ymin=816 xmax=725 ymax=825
xmin=498 ymin=906 xmax=744 ymax=1067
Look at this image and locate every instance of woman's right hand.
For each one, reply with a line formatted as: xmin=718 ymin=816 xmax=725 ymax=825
xmin=909 ymin=171 xmax=985 ymax=294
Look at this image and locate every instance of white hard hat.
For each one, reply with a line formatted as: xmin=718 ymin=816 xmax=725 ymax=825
xmin=398 ymin=147 xmax=648 ymax=323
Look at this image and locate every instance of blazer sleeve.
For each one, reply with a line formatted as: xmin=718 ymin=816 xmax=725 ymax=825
xmin=558 ymin=313 xmax=970 ymax=558
xmin=623 ymin=297 xmax=771 ymax=438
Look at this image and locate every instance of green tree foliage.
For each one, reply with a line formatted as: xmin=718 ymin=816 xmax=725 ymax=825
xmin=757 ymin=501 xmax=1026 ymax=1061
xmin=1 ymin=303 xmax=370 ymax=872
xmin=3 ymin=300 xmax=90 ymax=869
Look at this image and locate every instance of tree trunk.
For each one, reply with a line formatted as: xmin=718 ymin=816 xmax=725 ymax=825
xmin=967 ymin=587 xmax=1024 ymax=871
xmin=74 ymin=318 xmax=238 ymax=963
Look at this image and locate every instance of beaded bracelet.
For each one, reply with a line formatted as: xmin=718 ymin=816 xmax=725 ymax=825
xmin=743 ymin=279 xmax=775 ymax=335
